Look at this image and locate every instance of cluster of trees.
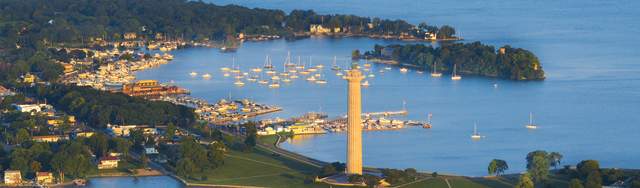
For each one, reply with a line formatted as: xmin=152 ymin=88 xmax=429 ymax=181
xmin=0 ymin=0 xmax=454 ymax=83
xmin=524 ymin=150 xmax=563 ymax=184
xmin=0 ymin=133 xmax=138 ymax=181
xmin=24 ymin=84 xmax=196 ymax=128
xmin=364 ymin=42 xmax=545 ymax=80
xmin=174 ymin=136 xmax=226 ymax=179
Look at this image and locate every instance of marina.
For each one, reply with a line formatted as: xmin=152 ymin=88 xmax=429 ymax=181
xmin=129 ymin=0 xmax=640 ymax=176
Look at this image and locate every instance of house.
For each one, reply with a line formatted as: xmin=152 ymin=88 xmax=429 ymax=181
xmin=145 ymin=147 xmax=159 ymax=155
xmin=36 ymin=172 xmax=54 ymax=185
xmin=62 ymin=63 xmax=74 ymax=74
xmin=74 ymin=131 xmax=95 ymax=138
xmin=107 ymin=124 xmax=139 ymax=136
xmin=310 ymin=24 xmax=331 ymax=33
xmin=123 ymin=32 xmax=137 ymax=40
xmin=12 ymin=103 xmax=53 ymax=114
xmin=32 ymin=135 xmax=69 ymax=142
xmin=3 ymin=170 xmax=22 ymax=185
xmin=97 ymin=156 xmax=119 ymax=169
xmin=22 ymin=73 xmax=36 ymax=83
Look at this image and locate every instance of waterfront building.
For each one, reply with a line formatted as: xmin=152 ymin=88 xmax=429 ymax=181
xmin=3 ymin=170 xmax=21 ymax=185
xmin=98 ymin=156 xmax=120 ymax=169
xmin=345 ymin=64 xmax=364 ymax=175
xmin=288 ymin=123 xmax=326 ymax=135
xmin=310 ymin=24 xmax=331 ymax=33
xmin=36 ymin=172 xmax=54 ymax=185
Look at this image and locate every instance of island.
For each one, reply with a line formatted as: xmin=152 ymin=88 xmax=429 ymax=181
xmin=359 ymin=42 xmax=546 ymax=80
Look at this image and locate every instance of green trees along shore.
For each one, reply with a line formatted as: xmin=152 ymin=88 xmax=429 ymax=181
xmin=364 ymin=42 xmax=546 ymax=80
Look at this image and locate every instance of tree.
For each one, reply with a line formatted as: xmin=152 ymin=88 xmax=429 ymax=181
xmin=15 ymin=128 xmax=30 ymax=144
xmin=515 ymin=173 xmax=534 ymax=188
xmin=352 ymin=49 xmax=361 ymax=59
xmin=489 ymin=159 xmax=509 ymax=176
xmin=569 ymin=179 xmax=584 ymax=188
xmin=437 ymin=25 xmax=455 ymax=39
xmin=548 ymin=152 xmax=563 ymax=169
xmin=528 ymin=155 xmax=550 ymax=183
xmin=577 ymin=160 xmax=600 ymax=179
xmin=584 ymin=171 xmax=602 ymax=188
xmin=141 ymin=153 xmax=149 ymax=169
xmin=488 ymin=160 xmax=497 ymax=176
xmin=176 ymin=158 xmax=196 ymax=178
xmin=165 ymin=123 xmax=176 ymax=140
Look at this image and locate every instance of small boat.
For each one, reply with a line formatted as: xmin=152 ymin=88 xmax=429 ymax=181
xmin=223 ymin=73 xmax=230 ymax=77
xmin=336 ymin=72 xmax=344 ymax=76
xmin=431 ymin=61 xmax=442 ymax=77
xmin=300 ymin=71 xmax=310 ymax=75
xmin=316 ymin=79 xmax=327 ymax=84
xmin=451 ymin=64 xmax=461 ymax=80
xmin=364 ymin=63 xmax=372 ymax=68
xmin=202 ymin=73 xmax=212 ymax=79
xmin=526 ymin=112 xmax=537 ymax=129
xmin=251 ymin=68 xmax=263 ymax=72
xmin=247 ymin=77 xmax=258 ymax=82
xmin=290 ymin=74 xmax=299 ymax=79
xmin=282 ymin=78 xmax=292 ymax=83
xmin=308 ymin=68 xmax=318 ymax=72
xmin=471 ymin=123 xmax=482 ymax=139
xmin=368 ymin=73 xmax=375 ymax=78
xmin=400 ymin=68 xmax=408 ymax=73
xmin=234 ymin=80 xmax=245 ymax=86
xmin=416 ymin=71 xmax=424 ymax=74
xmin=384 ymin=67 xmax=392 ymax=70
xmin=284 ymin=52 xmax=295 ymax=67
xmin=306 ymin=76 xmax=317 ymax=81
xmin=189 ymin=71 xmax=198 ymax=77
xmin=295 ymin=56 xmax=305 ymax=69
xmin=220 ymin=67 xmax=231 ymax=72
xmin=268 ymin=82 xmax=280 ymax=88
xmin=361 ymin=80 xmax=370 ymax=87
xmin=234 ymin=75 xmax=243 ymax=79
xmin=493 ymin=83 xmax=499 ymax=88
xmin=423 ymin=113 xmax=433 ymax=129
xmin=289 ymin=69 xmax=298 ymax=73
xmin=258 ymin=80 xmax=269 ymax=85
xmin=271 ymin=75 xmax=280 ymax=80
xmin=316 ymin=64 xmax=324 ymax=69
xmin=266 ymin=70 xmax=277 ymax=75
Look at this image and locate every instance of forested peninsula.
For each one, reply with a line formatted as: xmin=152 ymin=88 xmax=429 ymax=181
xmin=362 ymin=42 xmax=545 ymax=80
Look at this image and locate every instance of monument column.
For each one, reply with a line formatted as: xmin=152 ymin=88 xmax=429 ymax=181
xmin=345 ymin=65 xmax=363 ymax=175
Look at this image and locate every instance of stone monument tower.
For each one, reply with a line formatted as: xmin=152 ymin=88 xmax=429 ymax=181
xmin=344 ymin=64 xmax=364 ymax=175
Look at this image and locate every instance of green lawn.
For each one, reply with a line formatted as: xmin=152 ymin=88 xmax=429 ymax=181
xmin=185 ymin=147 xmax=334 ymax=187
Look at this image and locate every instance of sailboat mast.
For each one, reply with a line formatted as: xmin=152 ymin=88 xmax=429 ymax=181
xmin=529 ymin=112 xmax=533 ymax=125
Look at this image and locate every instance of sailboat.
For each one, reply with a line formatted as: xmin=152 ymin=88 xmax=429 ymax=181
xmin=331 ymin=56 xmax=341 ymax=71
xmin=284 ymin=51 xmax=295 ymax=67
xmin=263 ymin=55 xmax=274 ymax=69
xmin=451 ymin=64 xmax=462 ymax=80
xmin=234 ymin=79 xmax=245 ymax=86
xmin=315 ymin=71 xmax=327 ymax=84
xmin=423 ymin=113 xmax=433 ymax=128
xmin=202 ymin=73 xmax=212 ymax=79
xmin=268 ymin=81 xmax=280 ymax=88
xmin=431 ymin=61 xmax=442 ymax=77
xmin=295 ymin=56 xmax=305 ymax=69
xmin=399 ymin=67 xmax=408 ymax=73
xmin=471 ymin=123 xmax=482 ymax=139
xmin=361 ymin=80 xmax=370 ymax=87
xmin=189 ymin=71 xmax=198 ymax=77
xmin=525 ymin=112 xmax=537 ymax=129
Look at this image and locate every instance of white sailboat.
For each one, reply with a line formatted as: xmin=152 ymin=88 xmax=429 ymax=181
xmin=431 ymin=61 xmax=442 ymax=77
xmin=471 ymin=123 xmax=482 ymax=139
xmin=526 ymin=112 xmax=537 ymax=129
xmin=331 ymin=56 xmax=341 ymax=71
xmin=189 ymin=71 xmax=198 ymax=77
xmin=423 ymin=113 xmax=433 ymax=128
xmin=202 ymin=73 xmax=211 ymax=79
xmin=361 ymin=80 xmax=370 ymax=87
xmin=400 ymin=67 xmax=408 ymax=73
xmin=268 ymin=81 xmax=280 ymax=88
xmin=264 ymin=55 xmax=274 ymax=69
xmin=451 ymin=64 xmax=462 ymax=80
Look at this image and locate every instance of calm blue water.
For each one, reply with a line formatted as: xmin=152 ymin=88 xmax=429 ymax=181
xmin=134 ymin=0 xmax=640 ymax=177
xmin=72 ymin=176 xmax=184 ymax=188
